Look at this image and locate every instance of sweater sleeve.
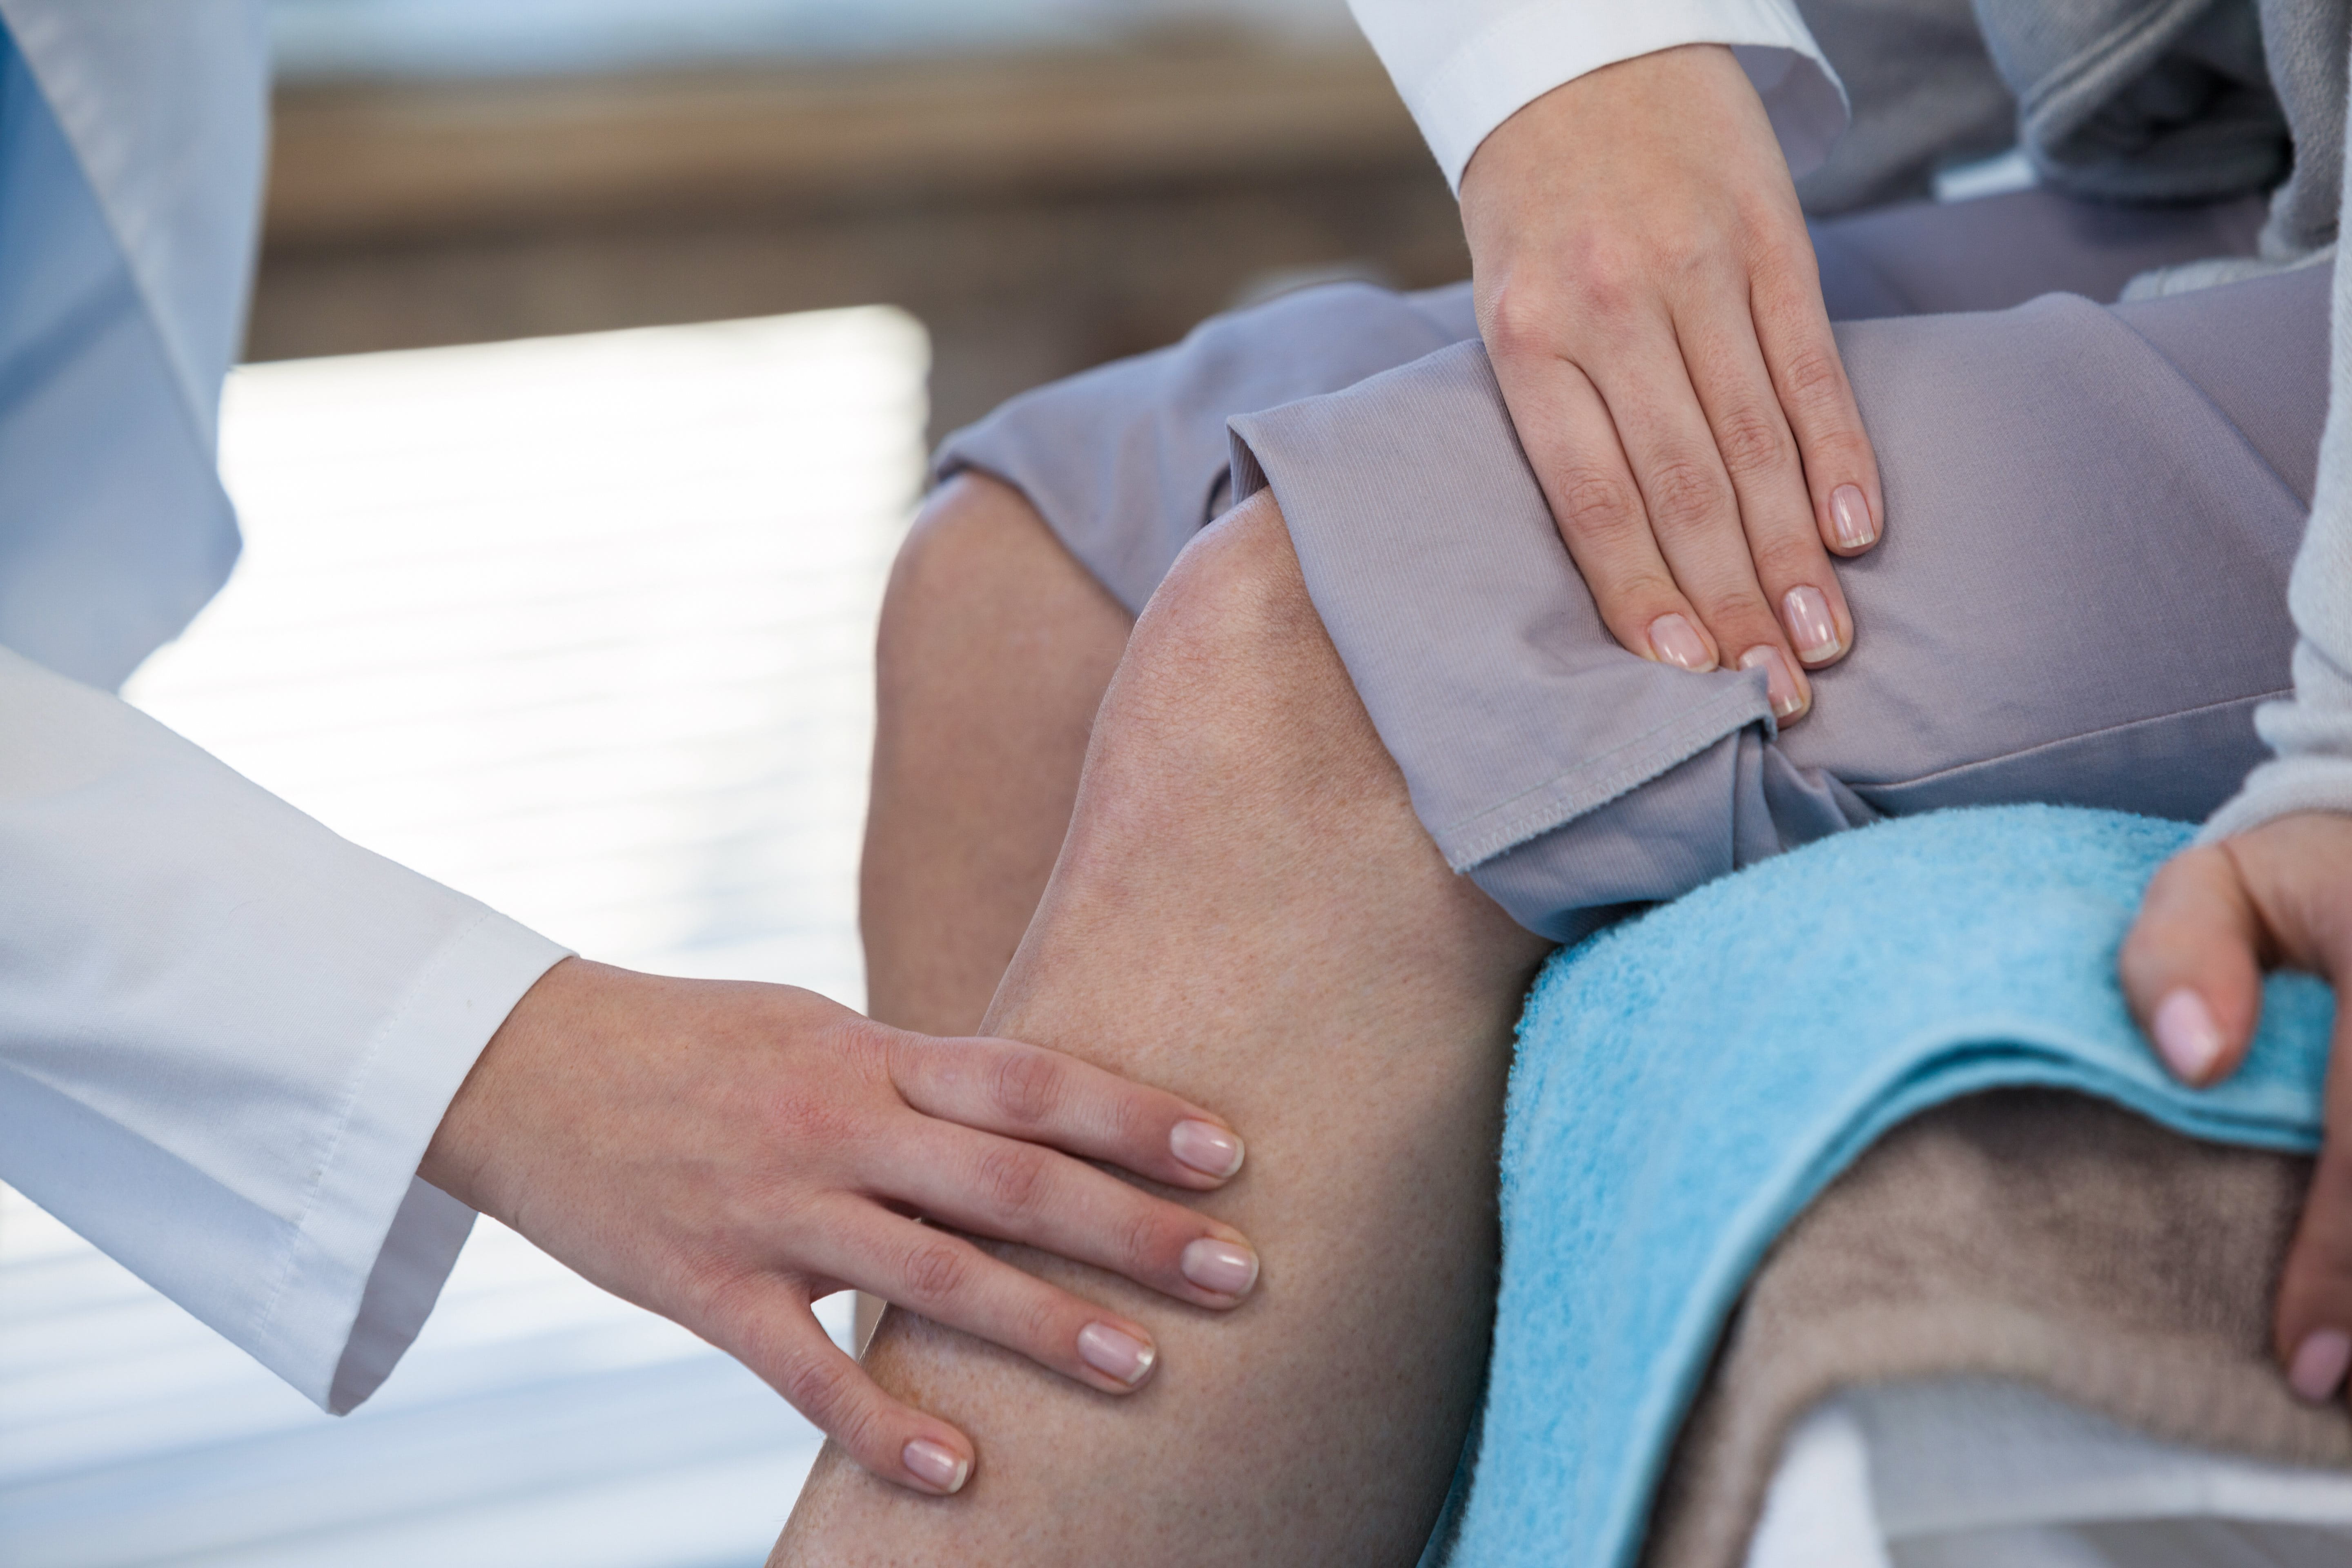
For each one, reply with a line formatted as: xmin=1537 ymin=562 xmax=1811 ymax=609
xmin=1344 ymin=0 xmax=1849 ymax=191
xmin=2199 ymin=223 xmax=2352 ymax=841
xmin=0 ymin=646 xmax=572 ymax=1412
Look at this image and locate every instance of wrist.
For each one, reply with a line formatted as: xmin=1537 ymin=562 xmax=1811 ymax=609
xmin=419 ymin=954 xmax=599 ymax=1217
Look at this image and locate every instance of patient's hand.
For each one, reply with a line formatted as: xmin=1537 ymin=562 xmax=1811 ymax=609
xmin=2122 ymin=813 xmax=2352 ymax=1405
xmin=1460 ymin=43 xmax=1882 ymax=724
xmin=421 ymin=958 xmax=1256 ymax=1495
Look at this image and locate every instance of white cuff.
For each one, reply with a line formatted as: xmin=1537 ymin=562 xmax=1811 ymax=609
xmin=265 ymin=911 xmax=573 ymax=1412
xmin=1352 ymin=0 xmax=1848 ymax=191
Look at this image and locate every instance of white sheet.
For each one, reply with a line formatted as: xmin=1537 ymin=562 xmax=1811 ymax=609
xmin=1746 ymin=1377 xmax=2352 ymax=1568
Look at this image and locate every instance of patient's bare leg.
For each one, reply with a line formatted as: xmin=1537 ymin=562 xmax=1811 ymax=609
xmin=861 ymin=472 xmax=1133 ymax=1039
xmin=780 ymin=491 xmax=1553 ymax=1564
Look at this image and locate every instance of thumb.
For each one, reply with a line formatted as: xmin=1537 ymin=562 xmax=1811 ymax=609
xmin=2119 ymin=843 xmax=2268 ymax=1087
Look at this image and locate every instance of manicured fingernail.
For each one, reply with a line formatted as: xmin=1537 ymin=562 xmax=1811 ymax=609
xmin=1181 ymin=1238 xmax=1261 ymax=1298
xmin=903 ymin=1438 xmax=970 ymax=1492
xmin=1831 ymin=484 xmax=1875 ymax=549
xmin=2290 ymin=1329 xmax=2352 ymax=1402
xmin=2153 ymin=989 xmax=2225 ymax=1083
xmin=1077 ymin=1321 xmax=1156 ymax=1386
xmin=1782 ymin=586 xmax=1842 ymax=664
xmin=1648 ymin=613 xmax=1714 ymax=673
xmin=1171 ymin=1119 xmax=1245 ymax=1179
xmin=1739 ymin=646 xmax=1804 ymax=720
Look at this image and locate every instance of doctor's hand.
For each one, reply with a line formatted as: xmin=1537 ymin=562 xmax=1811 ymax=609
xmin=1460 ymin=42 xmax=1882 ymax=725
xmin=420 ymin=957 xmax=1255 ymax=1495
xmin=2121 ymin=813 xmax=2352 ymax=1407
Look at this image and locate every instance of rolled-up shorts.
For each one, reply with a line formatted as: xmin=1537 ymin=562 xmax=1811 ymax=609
xmin=936 ymin=187 xmax=2331 ymax=941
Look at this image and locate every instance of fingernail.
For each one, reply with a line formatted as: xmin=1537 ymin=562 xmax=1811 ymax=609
xmin=903 ymin=1437 xmax=970 ymax=1492
xmin=1739 ymin=646 xmax=1804 ymax=720
xmin=1180 ymin=1238 xmax=1261 ymax=1298
xmin=1831 ymin=484 xmax=1876 ymax=549
xmin=2153 ymin=989 xmax=2225 ymax=1084
xmin=1648 ymin=613 xmax=1714 ymax=673
xmin=2290 ymin=1329 xmax=2352 ymax=1402
xmin=1171 ymin=1119 xmax=1245 ymax=1179
xmin=1077 ymin=1321 xmax=1157 ymax=1387
xmin=1782 ymin=586 xmax=1842 ymax=664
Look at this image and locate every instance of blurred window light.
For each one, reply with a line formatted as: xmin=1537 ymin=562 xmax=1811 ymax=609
xmin=2 ymin=305 xmax=928 ymax=1568
xmin=268 ymin=0 xmax=1359 ymax=81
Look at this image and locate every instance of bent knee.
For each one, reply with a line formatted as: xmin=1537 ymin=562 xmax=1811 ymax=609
xmin=886 ymin=470 xmax=1056 ymax=608
xmin=1136 ymin=489 xmax=1320 ymax=670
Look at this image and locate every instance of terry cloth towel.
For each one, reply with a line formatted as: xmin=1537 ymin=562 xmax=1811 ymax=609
xmin=1647 ymin=1089 xmax=2352 ymax=1568
xmin=1438 ymin=805 xmax=2337 ymax=1568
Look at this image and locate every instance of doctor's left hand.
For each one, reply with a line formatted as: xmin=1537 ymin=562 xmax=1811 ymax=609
xmin=419 ymin=956 xmax=1256 ymax=1497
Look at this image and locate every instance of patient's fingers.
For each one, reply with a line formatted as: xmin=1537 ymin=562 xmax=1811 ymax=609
xmin=2276 ymin=1034 xmax=2352 ymax=1404
xmin=2120 ymin=843 xmax=2268 ymax=1087
xmin=715 ymin=1281 xmax=977 ymax=1495
xmin=811 ymin=1207 xmax=1169 ymax=1397
xmin=2122 ymin=816 xmax=2352 ymax=1405
xmin=886 ymin=1032 xmax=1245 ymax=1190
xmin=876 ymin=1119 xmax=1260 ymax=1310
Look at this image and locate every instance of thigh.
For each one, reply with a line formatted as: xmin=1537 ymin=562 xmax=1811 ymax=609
xmin=932 ymin=281 xmax=1475 ymax=615
xmin=1232 ymin=261 xmax=2329 ymax=940
xmin=1810 ymin=186 xmax=2269 ymax=319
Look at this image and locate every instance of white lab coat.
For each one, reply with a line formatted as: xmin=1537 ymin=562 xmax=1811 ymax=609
xmin=0 ymin=0 xmax=567 ymax=1415
xmin=0 ymin=0 xmax=1830 ymax=1419
xmin=1344 ymin=0 xmax=1845 ymax=189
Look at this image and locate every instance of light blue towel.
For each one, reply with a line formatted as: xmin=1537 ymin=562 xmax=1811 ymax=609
xmin=1434 ymin=805 xmax=2336 ymax=1568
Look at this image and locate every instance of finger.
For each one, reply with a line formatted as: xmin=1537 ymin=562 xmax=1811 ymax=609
xmin=888 ymin=1032 xmax=1246 ymax=1191
xmin=1675 ymin=278 xmax=1854 ymax=670
xmin=815 ymin=1206 xmax=1171 ymax=1396
xmin=2277 ymin=1038 xmax=2352 ymax=1403
xmin=1583 ymin=308 xmax=1811 ymax=722
xmin=876 ymin=1118 xmax=1260 ymax=1308
xmin=1491 ymin=339 xmax=1721 ymax=675
xmin=710 ymin=1277 xmax=978 ymax=1494
xmin=1748 ymin=239 xmax=1884 ymax=559
xmin=2118 ymin=844 xmax=2268 ymax=1086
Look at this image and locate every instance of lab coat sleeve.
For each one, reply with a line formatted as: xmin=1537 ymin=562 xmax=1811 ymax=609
xmin=1345 ymin=0 xmax=1849 ymax=190
xmin=0 ymin=646 xmax=572 ymax=1413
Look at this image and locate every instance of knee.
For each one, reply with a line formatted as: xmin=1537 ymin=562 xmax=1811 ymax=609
xmin=882 ymin=470 xmax=1050 ymax=628
xmin=1130 ymin=489 xmax=1319 ymax=684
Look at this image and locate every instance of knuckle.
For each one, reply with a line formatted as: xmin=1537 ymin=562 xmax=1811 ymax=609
xmin=1688 ymin=590 xmax=1781 ymax=648
xmin=1115 ymin=1205 xmax=1168 ymax=1280
xmin=901 ymin=1239 xmax=972 ymax=1307
xmin=974 ymin=1142 xmax=1052 ymax=1221
xmin=1643 ymin=457 xmax=1734 ymax=538
xmin=1748 ymin=535 xmax=1826 ymax=589
xmin=1777 ymin=343 xmax=1852 ymax=416
xmin=1013 ymin=1287 xmax=1067 ymax=1352
xmin=778 ymin=1350 xmax=853 ymax=1428
xmin=1553 ymin=467 xmax=1643 ymax=546
xmin=1711 ymin=406 xmax=1791 ymax=481
xmin=987 ymin=1048 xmax=1066 ymax=1127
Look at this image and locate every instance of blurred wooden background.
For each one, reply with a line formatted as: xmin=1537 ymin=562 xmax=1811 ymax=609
xmin=251 ymin=36 xmax=1470 ymax=440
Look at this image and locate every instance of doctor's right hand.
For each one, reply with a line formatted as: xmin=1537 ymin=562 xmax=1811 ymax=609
xmin=1460 ymin=42 xmax=1883 ymax=724
xmin=418 ymin=957 xmax=1256 ymax=1496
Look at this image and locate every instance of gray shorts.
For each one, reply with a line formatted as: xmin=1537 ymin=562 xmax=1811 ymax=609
xmin=936 ymin=189 xmax=2329 ymax=940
